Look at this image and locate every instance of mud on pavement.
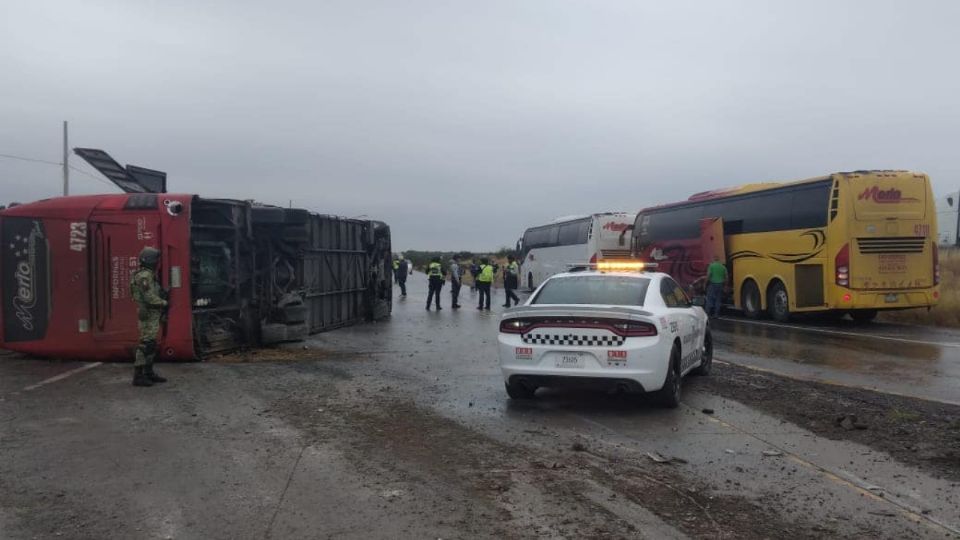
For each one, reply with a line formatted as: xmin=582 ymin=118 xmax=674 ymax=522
xmin=271 ymin=366 xmax=841 ymax=539
xmin=695 ymin=361 xmax=960 ymax=484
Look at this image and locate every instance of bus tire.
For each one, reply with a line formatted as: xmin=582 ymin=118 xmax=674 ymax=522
xmin=851 ymin=309 xmax=878 ymax=323
xmin=741 ymin=280 xmax=761 ymax=319
xmin=768 ymin=280 xmax=790 ymax=322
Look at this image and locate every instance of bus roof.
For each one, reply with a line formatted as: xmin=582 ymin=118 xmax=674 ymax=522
xmin=641 ymin=170 xmax=923 ymax=214
xmin=526 ymin=212 xmax=633 ymax=229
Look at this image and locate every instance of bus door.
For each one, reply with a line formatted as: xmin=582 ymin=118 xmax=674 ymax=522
xmin=89 ymin=214 xmax=162 ymax=341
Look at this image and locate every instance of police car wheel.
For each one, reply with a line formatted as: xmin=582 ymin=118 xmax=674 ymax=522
xmin=505 ymin=380 xmax=536 ymax=400
xmin=654 ymin=345 xmax=682 ymax=408
xmin=692 ymin=328 xmax=713 ymax=376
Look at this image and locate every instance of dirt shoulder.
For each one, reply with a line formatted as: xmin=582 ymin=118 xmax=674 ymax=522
xmin=272 ymin=374 xmax=835 ymax=539
xmin=695 ymin=361 xmax=960 ymax=482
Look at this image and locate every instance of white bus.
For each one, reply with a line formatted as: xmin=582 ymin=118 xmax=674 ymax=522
xmin=517 ymin=212 xmax=637 ymax=290
xmin=937 ymin=191 xmax=959 ymax=247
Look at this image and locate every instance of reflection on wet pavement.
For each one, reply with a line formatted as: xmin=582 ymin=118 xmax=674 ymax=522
xmin=711 ymin=317 xmax=960 ymax=404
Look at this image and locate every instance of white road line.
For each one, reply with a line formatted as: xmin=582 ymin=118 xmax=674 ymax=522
xmin=23 ymin=363 xmax=102 ymax=392
xmin=726 ymin=318 xmax=960 ymax=348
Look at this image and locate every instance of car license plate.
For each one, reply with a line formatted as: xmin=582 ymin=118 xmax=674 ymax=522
xmin=555 ymin=352 xmax=585 ymax=369
xmin=885 ymin=293 xmax=898 ymax=303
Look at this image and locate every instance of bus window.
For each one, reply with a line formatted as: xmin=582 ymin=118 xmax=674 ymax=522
xmin=790 ymin=183 xmax=831 ymax=229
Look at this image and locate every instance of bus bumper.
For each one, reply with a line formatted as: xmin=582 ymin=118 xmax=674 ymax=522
xmin=839 ymin=288 xmax=939 ymax=310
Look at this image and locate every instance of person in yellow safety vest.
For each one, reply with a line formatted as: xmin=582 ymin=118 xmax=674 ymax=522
xmin=426 ymin=256 xmax=445 ymax=310
xmin=476 ymin=257 xmax=494 ymax=310
xmin=502 ymin=254 xmax=521 ymax=307
xmin=393 ymin=257 xmax=408 ymax=297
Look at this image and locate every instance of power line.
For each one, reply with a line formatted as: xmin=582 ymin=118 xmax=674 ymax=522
xmin=68 ymin=164 xmax=118 ymax=189
xmin=0 ymin=150 xmax=118 ymax=191
xmin=0 ymin=152 xmax=62 ymax=166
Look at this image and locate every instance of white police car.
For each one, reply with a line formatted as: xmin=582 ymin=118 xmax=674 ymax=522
xmin=497 ymin=262 xmax=712 ymax=408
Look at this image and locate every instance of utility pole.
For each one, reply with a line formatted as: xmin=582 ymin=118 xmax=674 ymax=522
xmin=62 ymin=121 xmax=69 ymax=196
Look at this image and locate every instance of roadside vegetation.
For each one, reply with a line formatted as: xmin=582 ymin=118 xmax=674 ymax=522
xmin=397 ymin=249 xmax=514 ymax=286
xmin=880 ymin=248 xmax=960 ymax=328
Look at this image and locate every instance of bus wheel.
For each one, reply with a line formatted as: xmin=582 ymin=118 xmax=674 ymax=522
xmin=768 ymin=281 xmax=790 ymax=322
xmin=741 ymin=280 xmax=761 ymax=319
xmin=851 ymin=309 xmax=878 ymax=323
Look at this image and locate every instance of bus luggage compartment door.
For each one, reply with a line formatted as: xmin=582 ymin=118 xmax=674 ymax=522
xmin=699 ymin=217 xmax=727 ymax=266
xmin=90 ymin=219 xmax=160 ymax=342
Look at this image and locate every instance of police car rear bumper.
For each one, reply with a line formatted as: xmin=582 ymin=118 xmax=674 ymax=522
xmin=497 ymin=334 xmax=669 ymax=393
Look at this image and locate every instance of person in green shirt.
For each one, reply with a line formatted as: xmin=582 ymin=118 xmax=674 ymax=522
xmin=705 ymin=255 xmax=728 ymax=318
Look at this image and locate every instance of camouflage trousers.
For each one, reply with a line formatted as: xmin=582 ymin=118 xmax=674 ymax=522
xmin=135 ymin=313 xmax=161 ymax=368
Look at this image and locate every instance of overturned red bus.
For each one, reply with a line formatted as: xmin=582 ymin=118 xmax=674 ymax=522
xmin=0 ymin=149 xmax=392 ymax=361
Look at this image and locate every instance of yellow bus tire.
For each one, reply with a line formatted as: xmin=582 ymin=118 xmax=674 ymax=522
xmin=768 ymin=281 xmax=790 ymax=322
xmin=741 ymin=280 xmax=762 ymax=319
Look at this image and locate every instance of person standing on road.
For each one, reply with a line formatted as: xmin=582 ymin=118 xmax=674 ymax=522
xmin=426 ymin=256 xmax=445 ymax=310
xmin=470 ymin=261 xmax=481 ymax=292
xmin=449 ymin=255 xmax=463 ymax=309
xmin=502 ymin=254 xmax=521 ymax=308
xmin=705 ymin=255 xmax=728 ymax=318
xmin=476 ymin=258 xmax=494 ymax=310
xmin=394 ymin=256 xmax=408 ymax=297
xmin=131 ymin=247 xmax=169 ymax=387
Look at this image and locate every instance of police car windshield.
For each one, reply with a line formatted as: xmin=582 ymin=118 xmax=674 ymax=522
xmin=532 ymin=275 xmax=650 ymax=306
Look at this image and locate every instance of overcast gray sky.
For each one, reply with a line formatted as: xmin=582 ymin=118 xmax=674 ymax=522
xmin=2 ymin=1 xmax=958 ymax=251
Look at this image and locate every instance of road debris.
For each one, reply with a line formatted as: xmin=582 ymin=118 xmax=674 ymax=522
xmin=701 ymin=408 xmax=714 ymax=414
xmin=762 ymin=450 xmax=783 ymax=457
xmin=647 ymin=452 xmax=689 ymax=465
xmin=836 ymin=414 xmax=869 ymax=431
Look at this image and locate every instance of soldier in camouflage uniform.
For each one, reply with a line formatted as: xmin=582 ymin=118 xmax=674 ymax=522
xmin=131 ymin=247 xmax=169 ymax=387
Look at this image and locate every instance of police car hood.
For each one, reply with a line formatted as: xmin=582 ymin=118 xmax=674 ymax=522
xmin=502 ymin=304 xmax=655 ymax=321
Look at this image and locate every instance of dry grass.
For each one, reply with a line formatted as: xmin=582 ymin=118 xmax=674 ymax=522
xmin=879 ymin=248 xmax=960 ymax=328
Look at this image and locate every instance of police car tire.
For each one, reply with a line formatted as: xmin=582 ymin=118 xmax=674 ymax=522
xmin=692 ymin=328 xmax=713 ymax=376
xmin=654 ymin=345 xmax=682 ymax=408
xmin=505 ymin=381 xmax=536 ymax=400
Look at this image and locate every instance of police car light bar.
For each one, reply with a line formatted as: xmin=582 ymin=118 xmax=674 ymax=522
xmin=566 ymin=261 xmax=657 ymax=272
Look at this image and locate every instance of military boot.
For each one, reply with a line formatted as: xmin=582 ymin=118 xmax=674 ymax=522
xmin=133 ymin=366 xmax=154 ymax=387
xmin=145 ymin=365 xmax=167 ymax=383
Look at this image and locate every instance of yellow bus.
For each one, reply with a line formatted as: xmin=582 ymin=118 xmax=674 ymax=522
xmin=631 ymin=170 xmax=940 ymax=322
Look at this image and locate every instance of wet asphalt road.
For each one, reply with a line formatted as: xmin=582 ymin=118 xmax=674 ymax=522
xmin=0 ymin=276 xmax=958 ymax=538
xmin=709 ymin=316 xmax=960 ymax=405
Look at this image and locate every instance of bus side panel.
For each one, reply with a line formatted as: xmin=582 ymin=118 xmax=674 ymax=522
xmin=636 ymin=237 xmax=704 ymax=291
xmin=726 ymin=230 xmax=828 ymax=312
